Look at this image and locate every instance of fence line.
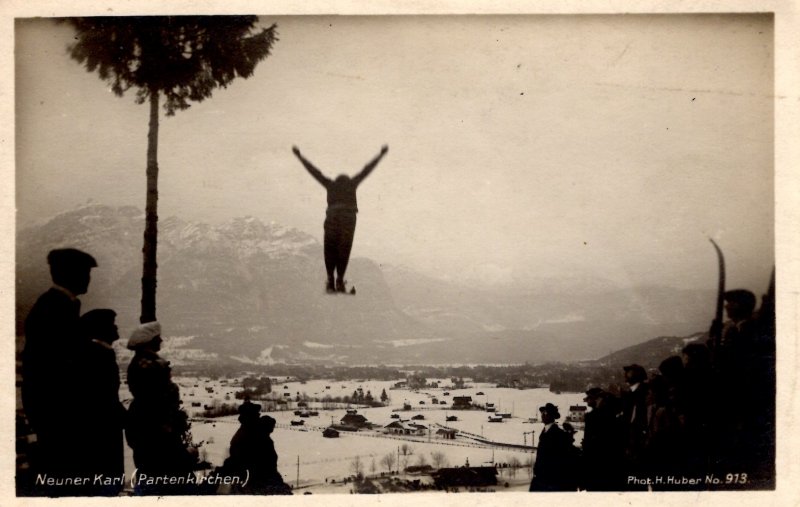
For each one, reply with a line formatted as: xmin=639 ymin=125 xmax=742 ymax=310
xmin=191 ymin=418 xmax=535 ymax=453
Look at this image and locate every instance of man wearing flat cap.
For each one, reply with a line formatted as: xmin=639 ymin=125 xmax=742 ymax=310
xmin=21 ymin=248 xmax=97 ymax=491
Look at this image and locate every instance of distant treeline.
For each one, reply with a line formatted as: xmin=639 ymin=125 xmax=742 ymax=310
xmin=174 ymin=360 xmax=649 ymax=395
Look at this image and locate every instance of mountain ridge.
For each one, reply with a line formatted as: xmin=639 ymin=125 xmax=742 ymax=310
xmin=16 ymin=205 xmax=714 ymax=365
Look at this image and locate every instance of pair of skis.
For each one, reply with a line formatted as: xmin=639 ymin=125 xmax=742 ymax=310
xmin=708 ymin=238 xmax=775 ymax=347
xmin=326 ymin=283 xmax=356 ymax=296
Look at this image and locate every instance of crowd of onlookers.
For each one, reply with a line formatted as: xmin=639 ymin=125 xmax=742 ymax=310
xmin=530 ymin=286 xmax=776 ymax=491
xmin=17 ymin=247 xmax=776 ymax=495
xmin=18 ymin=248 xmax=292 ymax=496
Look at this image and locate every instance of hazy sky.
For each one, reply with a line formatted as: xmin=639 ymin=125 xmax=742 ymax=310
xmin=15 ymin=14 xmax=774 ymax=291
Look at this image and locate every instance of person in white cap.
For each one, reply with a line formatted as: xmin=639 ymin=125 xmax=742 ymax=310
xmin=125 ymin=322 xmax=199 ymax=495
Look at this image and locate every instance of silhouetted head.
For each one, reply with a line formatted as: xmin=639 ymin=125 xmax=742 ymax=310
xmin=658 ymin=356 xmax=684 ymax=383
xmin=647 ymin=375 xmax=669 ymax=406
xmin=682 ymin=342 xmax=710 ymax=370
xmin=334 ymin=174 xmax=351 ymax=185
xmin=539 ymin=403 xmax=560 ymax=423
xmin=238 ymin=400 xmax=262 ymax=423
xmin=260 ymin=415 xmax=277 ymax=433
xmin=583 ymin=387 xmax=604 ymax=408
xmin=127 ymin=321 xmax=162 ymax=351
xmin=724 ymin=289 xmax=757 ymax=321
xmin=596 ymin=391 xmax=620 ymax=413
xmin=623 ymin=364 xmax=647 ymax=385
xmin=48 ymin=248 xmax=96 ymax=295
xmin=80 ymin=309 xmax=118 ymax=344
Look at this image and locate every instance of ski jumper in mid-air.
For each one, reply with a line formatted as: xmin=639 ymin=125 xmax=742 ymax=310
xmin=292 ymin=145 xmax=388 ymax=293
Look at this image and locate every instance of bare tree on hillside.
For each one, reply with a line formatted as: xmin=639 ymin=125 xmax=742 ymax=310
xmin=350 ymin=455 xmax=364 ymax=479
xmin=431 ymin=451 xmax=448 ymax=469
xmin=399 ymin=444 xmax=413 ymax=470
xmin=380 ymin=452 xmax=396 ymax=474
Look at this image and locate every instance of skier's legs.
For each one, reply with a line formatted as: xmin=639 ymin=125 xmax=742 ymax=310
xmin=334 ymin=213 xmax=357 ymax=288
xmin=323 ymin=216 xmax=338 ymax=290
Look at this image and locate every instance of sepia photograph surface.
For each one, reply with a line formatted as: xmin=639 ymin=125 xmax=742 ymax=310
xmin=4 ymin=2 xmax=798 ymax=505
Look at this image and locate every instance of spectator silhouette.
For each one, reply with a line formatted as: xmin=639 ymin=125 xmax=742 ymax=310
xmin=711 ymin=290 xmax=759 ymax=378
xmin=223 ymin=401 xmax=292 ymax=495
xmin=529 ymin=403 xmax=576 ymax=491
xmin=679 ymin=343 xmax=714 ymax=477
xmin=711 ymin=288 xmax=772 ymax=479
xmin=620 ymin=364 xmax=649 ymax=484
xmin=643 ymin=375 xmax=684 ymax=485
xmin=748 ymin=276 xmax=776 ymax=486
xmin=658 ymin=355 xmax=684 ymax=390
xmin=125 ymin=322 xmax=199 ymax=495
xmin=77 ymin=309 xmax=126 ymax=495
xmin=292 ymin=145 xmax=388 ymax=293
xmin=581 ymin=388 xmax=623 ymax=491
xmin=21 ymin=248 xmax=96 ymax=496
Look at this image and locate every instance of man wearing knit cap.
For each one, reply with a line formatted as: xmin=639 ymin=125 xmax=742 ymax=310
xmin=127 ymin=321 xmax=162 ymax=350
xmin=21 ymin=248 xmax=97 ymax=494
xmin=125 ymin=322 xmax=199 ymax=495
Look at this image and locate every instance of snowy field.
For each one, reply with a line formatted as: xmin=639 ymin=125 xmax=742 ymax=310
xmin=121 ymin=377 xmax=587 ymax=493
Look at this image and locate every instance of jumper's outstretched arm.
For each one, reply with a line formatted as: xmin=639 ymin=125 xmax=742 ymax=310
xmin=292 ymin=146 xmax=331 ymax=188
xmin=352 ymin=145 xmax=389 ymax=186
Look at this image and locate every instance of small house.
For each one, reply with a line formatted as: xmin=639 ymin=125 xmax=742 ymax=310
xmin=567 ymin=405 xmax=587 ymax=423
xmin=340 ymin=413 xmax=370 ymax=429
xmin=384 ymin=421 xmax=426 ymax=436
xmin=436 ymin=428 xmax=457 ymax=440
xmin=452 ymin=396 xmax=473 ymax=410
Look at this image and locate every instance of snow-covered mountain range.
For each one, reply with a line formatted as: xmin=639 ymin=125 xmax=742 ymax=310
xmin=16 ymin=205 xmax=713 ymax=365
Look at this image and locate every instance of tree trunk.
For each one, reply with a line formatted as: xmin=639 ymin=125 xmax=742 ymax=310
xmin=140 ymin=89 xmax=160 ymax=323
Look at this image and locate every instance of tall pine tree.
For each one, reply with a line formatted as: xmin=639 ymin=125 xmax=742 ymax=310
xmin=65 ymin=16 xmax=278 ymax=322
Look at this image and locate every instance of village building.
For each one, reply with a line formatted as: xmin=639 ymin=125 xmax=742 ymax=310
xmin=567 ymin=405 xmax=587 ymax=423
xmin=452 ymin=396 xmax=473 ymax=410
xmin=436 ymin=428 xmax=457 ymax=440
xmin=340 ymin=413 xmax=371 ymax=429
xmin=384 ymin=421 xmax=427 ymax=436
